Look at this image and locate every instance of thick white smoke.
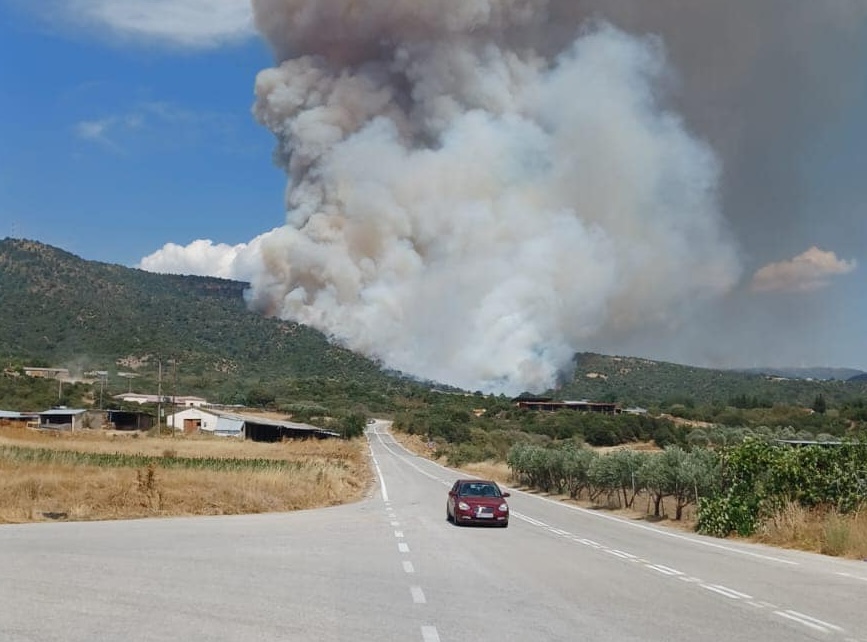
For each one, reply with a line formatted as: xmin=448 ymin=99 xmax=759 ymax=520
xmin=246 ymin=0 xmax=740 ymax=393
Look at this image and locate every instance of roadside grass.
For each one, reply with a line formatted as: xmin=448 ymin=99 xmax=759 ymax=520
xmin=757 ymin=503 xmax=867 ymax=559
xmin=0 ymin=425 xmax=371 ymax=524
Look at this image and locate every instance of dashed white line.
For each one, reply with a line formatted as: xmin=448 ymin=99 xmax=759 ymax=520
xmin=402 ymin=561 xmax=415 ymax=574
xmin=775 ymin=610 xmax=843 ymax=633
xmin=677 ymin=576 xmax=703 ymax=584
xmin=395 ymin=530 xmax=404 ymax=538
xmin=646 ymin=564 xmax=683 ymax=576
xmin=398 ymin=542 xmax=410 ymax=553
xmin=411 ymin=586 xmax=427 ymax=604
xmin=701 ymin=584 xmax=752 ymax=600
xmin=391 ymin=521 xmax=400 ymax=527
xmin=421 ymin=626 xmax=441 ymax=642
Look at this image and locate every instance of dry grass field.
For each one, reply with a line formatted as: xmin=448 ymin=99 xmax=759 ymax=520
xmin=0 ymin=424 xmax=372 ymax=524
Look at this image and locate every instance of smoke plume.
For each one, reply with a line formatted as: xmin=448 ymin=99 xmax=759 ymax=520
xmin=244 ymin=0 xmax=741 ymax=393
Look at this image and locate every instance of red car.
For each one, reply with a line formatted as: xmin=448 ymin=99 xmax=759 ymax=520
xmin=447 ymin=479 xmax=510 ymax=527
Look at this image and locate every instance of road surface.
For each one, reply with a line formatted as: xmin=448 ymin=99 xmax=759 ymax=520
xmin=1 ymin=422 xmax=865 ymax=641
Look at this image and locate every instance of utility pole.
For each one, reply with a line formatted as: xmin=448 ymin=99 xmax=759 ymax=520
xmin=156 ymin=357 xmax=162 ymax=436
xmin=171 ymin=356 xmax=178 ymax=438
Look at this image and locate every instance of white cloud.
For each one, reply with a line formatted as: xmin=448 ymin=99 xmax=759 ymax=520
xmin=138 ymin=233 xmax=274 ymax=282
xmin=74 ymin=113 xmax=143 ymax=151
xmin=39 ymin=0 xmax=255 ymax=48
xmin=751 ymin=246 xmax=857 ymax=293
xmin=74 ymin=102 xmax=237 ymax=152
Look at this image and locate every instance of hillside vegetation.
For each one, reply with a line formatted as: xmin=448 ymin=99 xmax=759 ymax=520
xmin=561 ymin=352 xmax=867 ymax=408
xmin=0 ymin=238 xmax=417 ymax=408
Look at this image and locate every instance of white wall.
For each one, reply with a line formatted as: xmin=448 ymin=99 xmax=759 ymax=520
xmin=166 ymin=408 xmax=218 ymax=432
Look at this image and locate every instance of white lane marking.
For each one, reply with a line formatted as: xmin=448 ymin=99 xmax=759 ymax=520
xmin=701 ymin=584 xmax=752 ymax=600
xmin=774 ymin=610 xmax=843 ymax=633
xmin=376 ymin=430 xmax=797 ymax=566
xmin=606 ymin=549 xmax=635 ymax=560
xmin=421 ymin=626 xmax=441 ymax=642
xmin=391 ymin=521 xmax=400 ymax=527
xmin=836 ymin=571 xmax=867 ymax=583
xmin=677 ymin=576 xmax=703 ymax=584
xmin=403 ymin=561 xmax=415 ymax=574
xmin=411 ymin=586 xmax=427 ymax=604
xmin=395 ymin=530 xmax=404 ymax=538
xmin=367 ymin=442 xmax=389 ymax=502
xmin=646 ymin=564 xmax=683 ymax=576
xmin=398 ymin=542 xmax=410 ymax=553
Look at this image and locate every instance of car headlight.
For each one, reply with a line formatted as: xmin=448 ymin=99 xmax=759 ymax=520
xmin=458 ymin=502 xmax=471 ymax=511
xmin=499 ymin=503 xmax=509 ymax=512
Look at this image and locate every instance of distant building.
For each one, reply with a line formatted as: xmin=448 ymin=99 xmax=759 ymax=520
xmin=0 ymin=410 xmax=39 ymax=427
xmin=165 ymin=408 xmax=339 ymax=441
xmin=623 ymin=407 xmax=648 ymax=415
xmin=105 ymin=409 xmax=154 ymax=431
xmin=514 ymin=398 xmax=620 ymax=415
xmin=23 ymin=367 xmax=70 ymax=380
xmin=113 ymin=393 xmax=209 ymax=407
xmin=37 ymin=408 xmax=87 ymax=431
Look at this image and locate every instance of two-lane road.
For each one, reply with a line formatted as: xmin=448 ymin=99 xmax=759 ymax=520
xmin=1 ymin=424 xmax=865 ymax=641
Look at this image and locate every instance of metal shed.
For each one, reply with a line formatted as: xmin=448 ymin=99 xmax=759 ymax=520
xmin=38 ymin=408 xmax=87 ymax=431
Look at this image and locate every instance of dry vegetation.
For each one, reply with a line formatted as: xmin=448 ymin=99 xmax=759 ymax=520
xmin=0 ymin=425 xmax=371 ymax=524
xmin=757 ymin=504 xmax=867 ymax=559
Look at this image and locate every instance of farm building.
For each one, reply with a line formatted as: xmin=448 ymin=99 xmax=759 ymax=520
xmin=37 ymin=408 xmax=87 ymax=431
xmin=113 ymin=393 xmax=209 ymax=407
xmin=105 ymin=409 xmax=154 ymax=431
xmin=0 ymin=410 xmax=39 ymax=427
xmin=165 ymin=408 xmax=339 ymax=441
xmin=514 ymin=398 xmax=620 ymax=414
xmin=23 ymin=367 xmax=70 ymax=380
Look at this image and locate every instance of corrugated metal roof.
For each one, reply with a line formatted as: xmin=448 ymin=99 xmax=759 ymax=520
xmin=211 ymin=410 xmax=340 ymax=437
xmin=0 ymin=410 xmax=38 ymax=419
xmin=39 ymin=408 xmax=87 ymax=416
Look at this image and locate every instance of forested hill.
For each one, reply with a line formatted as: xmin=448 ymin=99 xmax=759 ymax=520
xmin=0 ymin=238 xmax=406 ymax=398
xmin=557 ymin=353 xmax=867 ymax=408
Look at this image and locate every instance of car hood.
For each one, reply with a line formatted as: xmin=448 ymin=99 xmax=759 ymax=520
xmin=459 ymin=497 xmax=506 ymax=507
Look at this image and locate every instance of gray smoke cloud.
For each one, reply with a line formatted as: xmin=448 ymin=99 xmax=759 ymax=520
xmin=244 ymin=0 xmax=866 ymax=391
xmin=244 ymin=0 xmax=742 ymax=393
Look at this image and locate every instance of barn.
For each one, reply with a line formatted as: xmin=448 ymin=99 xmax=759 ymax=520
xmin=165 ymin=408 xmax=339 ymax=441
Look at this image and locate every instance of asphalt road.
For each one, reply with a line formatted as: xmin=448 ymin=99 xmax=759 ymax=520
xmin=1 ymin=422 xmax=866 ymax=641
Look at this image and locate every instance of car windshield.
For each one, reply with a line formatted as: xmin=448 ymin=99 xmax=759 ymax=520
xmin=459 ymin=483 xmax=500 ymax=498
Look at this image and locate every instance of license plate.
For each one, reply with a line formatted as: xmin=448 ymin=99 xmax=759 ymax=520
xmin=476 ymin=508 xmax=493 ymax=518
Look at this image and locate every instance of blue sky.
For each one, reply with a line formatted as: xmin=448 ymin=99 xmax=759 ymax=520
xmin=0 ymin=1 xmax=864 ymax=377
xmin=0 ymin=0 xmax=283 ymax=264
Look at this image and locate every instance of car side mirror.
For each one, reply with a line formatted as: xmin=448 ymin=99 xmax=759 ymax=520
xmin=502 ymin=492 xmax=510 ymax=498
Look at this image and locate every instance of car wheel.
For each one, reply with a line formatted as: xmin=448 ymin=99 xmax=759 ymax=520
xmin=501 ymin=520 xmax=509 ymax=528
xmin=446 ymin=506 xmax=452 ymax=523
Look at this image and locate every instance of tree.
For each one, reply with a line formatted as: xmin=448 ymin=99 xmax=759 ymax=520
xmin=812 ymin=394 xmax=827 ymax=415
xmin=340 ymin=412 xmax=366 ymax=439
